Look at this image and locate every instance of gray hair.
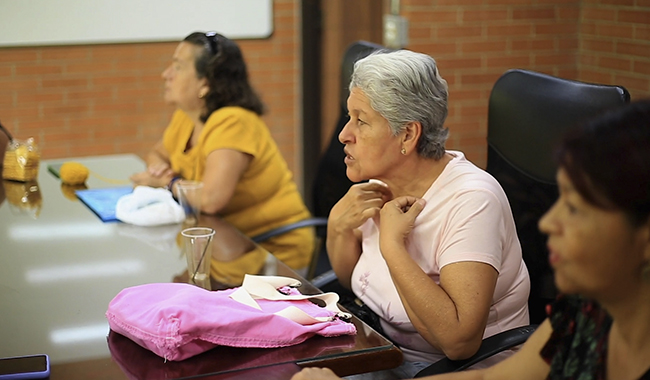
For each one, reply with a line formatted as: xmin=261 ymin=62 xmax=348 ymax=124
xmin=350 ymin=49 xmax=449 ymax=159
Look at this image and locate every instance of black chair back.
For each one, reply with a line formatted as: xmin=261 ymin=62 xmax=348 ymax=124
xmin=486 ymin=69 xmax=630 ymax=323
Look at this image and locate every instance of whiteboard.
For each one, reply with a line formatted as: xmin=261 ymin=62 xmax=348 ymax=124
xmin=0 ymin=0 xmax=273 ymax=47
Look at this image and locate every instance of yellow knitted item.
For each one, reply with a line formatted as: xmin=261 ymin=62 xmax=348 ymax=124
xmin=60 ymin=162 xmax=90 ymax=185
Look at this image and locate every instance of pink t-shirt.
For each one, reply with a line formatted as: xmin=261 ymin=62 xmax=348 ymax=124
xmin=351 ymin=151 xmax=530 ymax=363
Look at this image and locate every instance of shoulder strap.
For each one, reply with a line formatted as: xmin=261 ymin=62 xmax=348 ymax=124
xmin=229 ymin=274 xmax=352 ymax=324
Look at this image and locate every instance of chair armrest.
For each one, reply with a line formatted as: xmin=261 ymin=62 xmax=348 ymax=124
xmin=251 ymin=217 xmax=328 ymax=243
xmin=310 ymin=269 xmax=338 ymax=289
xmin=415 ymin=324 xmax=539 ymax=377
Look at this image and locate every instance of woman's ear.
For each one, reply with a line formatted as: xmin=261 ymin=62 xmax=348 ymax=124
xmin=401 ymin=121 xmax=422 ymax=154
xmin=198 ymin=78 xmax=210 ymax=99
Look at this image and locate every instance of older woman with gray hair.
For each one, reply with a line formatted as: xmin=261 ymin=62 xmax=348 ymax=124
xmin=325 ymin=49 xmax=530 ymax=378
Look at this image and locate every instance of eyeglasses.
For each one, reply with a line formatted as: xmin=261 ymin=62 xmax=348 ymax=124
xmin=204 ymin=32 xmax=219 ymax=56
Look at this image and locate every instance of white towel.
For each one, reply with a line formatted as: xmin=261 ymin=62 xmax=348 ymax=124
xmin=115 ymin=186 xmax=184 ymax=226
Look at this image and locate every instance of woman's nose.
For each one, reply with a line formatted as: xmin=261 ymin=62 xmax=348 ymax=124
xmin=339 ymin=118 xmax=353 ymax=144
xmin=161 ymin=66 xmax=171 ymax=79
xmin=538 ymin=201 xmax=558 ymax=236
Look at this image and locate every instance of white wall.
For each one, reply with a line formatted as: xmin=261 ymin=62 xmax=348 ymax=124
xmin=0 ymin=0 xmax=273 ymax=47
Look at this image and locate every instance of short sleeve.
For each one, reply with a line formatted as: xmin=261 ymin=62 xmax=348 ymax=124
xmin=437 ymin=189 xmax=505 ymax=271
xmin=201 ymin=108 xmax=264 ymax=158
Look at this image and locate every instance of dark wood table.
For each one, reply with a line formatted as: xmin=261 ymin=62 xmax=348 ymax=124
xmin=0 ymin=154 xmax=402 ymax=379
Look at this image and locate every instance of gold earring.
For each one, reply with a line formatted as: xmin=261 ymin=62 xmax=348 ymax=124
xmin=401 ymin=148 xmax=406 ymax=155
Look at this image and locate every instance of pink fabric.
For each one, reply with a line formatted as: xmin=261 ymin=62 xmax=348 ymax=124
xmin=106 ymin=282 xmax=356 ymax=361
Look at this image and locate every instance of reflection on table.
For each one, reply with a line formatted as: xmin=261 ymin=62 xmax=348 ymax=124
xmin=0 ymin=154 xmax=402 ymax=379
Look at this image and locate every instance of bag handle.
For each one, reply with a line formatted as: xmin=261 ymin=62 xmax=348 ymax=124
xmin=229 ymin=274 xmax=352 ymax=325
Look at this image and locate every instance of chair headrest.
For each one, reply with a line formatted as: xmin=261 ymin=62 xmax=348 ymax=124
xmin=487 ymin=69 xmax=629 ymax=184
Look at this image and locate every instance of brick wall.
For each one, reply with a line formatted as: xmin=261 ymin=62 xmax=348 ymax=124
xmin=401 ymin=0 xmax=650 ymax=168
xmin=2 ymin=0 xmax=649 ymax=186
xmin=579 ymin=0 xmax=650 ymax=100
xmin=0 ymin=0 xmax=300 ymax=178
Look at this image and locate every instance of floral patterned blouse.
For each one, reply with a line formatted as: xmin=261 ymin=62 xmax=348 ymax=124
xmin=540 ymin=295 xmax=650 ymax=380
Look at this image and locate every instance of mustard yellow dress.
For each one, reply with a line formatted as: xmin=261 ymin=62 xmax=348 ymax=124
xmin=163 ymin=107 xmax=314 ymax=273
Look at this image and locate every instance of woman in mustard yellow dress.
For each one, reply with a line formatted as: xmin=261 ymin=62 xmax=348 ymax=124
xmin=130 ymin=32 xmax=313 ymax=274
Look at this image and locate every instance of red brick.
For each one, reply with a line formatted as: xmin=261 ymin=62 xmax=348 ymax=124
xmin=437 ymin=0 xmax=484 ymax=5
xmin=558 ymin=37 xmax=579 ymax=50
xmin=462 ymin=9 xmax=508 ymax=22
xmin=461 ymin=72 xmax=502 ymax=86
xmin=579 ymin=69 xmax=615 ymax=86
xmin=557 ymin=6 xmax=580 ymax=20
xmin=0 ymin=79 xmax=39 ymax=90
xmin=511 ymin=38 xmax=555 ymax=51
xmin=408 ymin=10 xmax=458 ymax=23
xmin=437 ymin=57 xmax=483 ymax=70
xmin=606 ymin=0 xmax=639 ymax=8
xmin=41 ymin=47 xmax=89 ymax=61
xmin=486 ymin=0 xmax=530 ymax=5
xmin=619 ymin=9 xmax=650 ymax=24
xmin=636 ymin=25 xmax=650 ymax=40
xmin=486 ymin=55 xmax=533 ymax=68
xmin=487 ymin=24 xmax=534 ymax=37
xmin=0 ymin=66 xmax=12 ymax=77
xmin=599 ymin=56 xmax=633 ymax=71
xmin=581 ymin=7 xmax=617 ymax=22
xmin=534 ymin=53 xmax=576 ymax=66
xmin=437 ymin=25 xmax=484 ymax=39
xmin=461 ymin=40 xmax=508 ymax=54
xmin=448 ymin=88 xmax=486 ymax=102
xmin=92 ymin=75 xmax=140 ymax=87
xmin=67 ymin=89 xmax=113 ymax=101
xmin=512 ymin=8 xmax=557 ymax=20
xmin=42 ymin=78 xmax=88 ymax=89
xmin=43 ymin=104 xmax=89 ymax=117
xmin=534 ymin=23 xmax=578 ymax=35
xmin=16 ymin=92 xmax=64 ymax=103
xmin=66 ymin=62 xmax=114 ymax=74
xmin=412 ymin=42 xmax=459 ymax=56
xmin=612 ymin=73 xmax=650 ymax=93
xmin=582 ymin=38 xmax=615 ymax=53
xmin=15 ymin=64 xmax=63 ymax=76
xmin=4 ymin=104 xmax=40 ymax=119
xmin=0 ymin=49 xmax=39 ymax=63
xmin=617 ymin=42 xmax=650 ymax=59
xmin=633 ymin=60 xmax=650 ymax=76
xmin=596 ymin=24 xmax=634 ymax=39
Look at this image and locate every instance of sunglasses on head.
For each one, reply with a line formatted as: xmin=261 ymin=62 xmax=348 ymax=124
xmin=204 ymin=31 xmax=219 ymax=56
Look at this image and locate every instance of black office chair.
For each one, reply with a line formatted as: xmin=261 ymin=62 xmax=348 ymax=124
xmin=485 ymin=69 xmax=630 ymax=325
xmin=251 ymin=217 xmax=328 ymax=280
xmin=253 ymin=41 xmax=386 ymax=280
xmin=415 ymin=69 xmax=630 ymax=376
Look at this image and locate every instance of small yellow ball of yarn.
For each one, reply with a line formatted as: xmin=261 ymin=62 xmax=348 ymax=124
xmin=60 ymin=162 xmax=89 ymax=185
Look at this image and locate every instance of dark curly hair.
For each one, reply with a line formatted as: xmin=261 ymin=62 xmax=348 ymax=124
xmin=183 ymin=32 xmax=265 ymax=122
xmin=556 ymin=99 xmax=650 ymax=227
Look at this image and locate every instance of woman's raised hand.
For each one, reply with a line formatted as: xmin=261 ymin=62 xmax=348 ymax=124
xmin=379 ymin=196 xmax=426 ymax=248
xmin=329 ymin=181 xmax=393 ymax=233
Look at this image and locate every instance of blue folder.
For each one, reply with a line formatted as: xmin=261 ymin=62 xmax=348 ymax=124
xmin=75 ymin=186 xmax=133 ymax=222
